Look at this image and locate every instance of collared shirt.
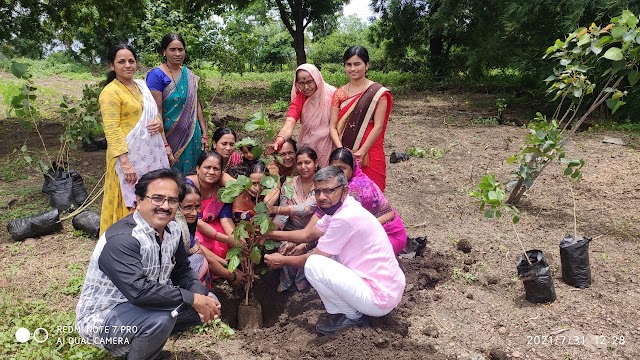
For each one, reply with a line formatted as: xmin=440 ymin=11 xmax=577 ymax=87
xmin=315 ymin=196 xmax=405 ymax=310
xmin=75 ymin=211 xmax=207 ymax=352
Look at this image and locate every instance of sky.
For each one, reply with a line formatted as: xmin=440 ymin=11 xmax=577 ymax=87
xmin=343 ymin=0 xmax=375 ymax=22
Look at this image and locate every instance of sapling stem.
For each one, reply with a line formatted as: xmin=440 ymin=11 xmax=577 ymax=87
xmin=569 ymin=182 xmax=577 ymax=240
xmin=512 ymin=222 xmax=532 ymax=265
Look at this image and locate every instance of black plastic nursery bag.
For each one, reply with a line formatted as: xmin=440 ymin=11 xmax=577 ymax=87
xmin=72 ymin=211 xmax=101 ymax=238
xmin=517 ymin=250 xmax=556 ymax=303
xmin=559 ymin=235 xmax=591 ymax=288
xmin=7 ymin=209 xmax=63 ymax=241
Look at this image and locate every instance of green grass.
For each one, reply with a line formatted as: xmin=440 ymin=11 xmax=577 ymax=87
xmin=0 ymin=184 xmax=47 ymax=226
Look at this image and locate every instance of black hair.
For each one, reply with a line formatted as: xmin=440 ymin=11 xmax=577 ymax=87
xmin=212 ymin=127 xmax=237 ymax=144
xmin=160 ymin=33 xmax=186 ymax=52
xmin=228 ymin=163 xmax=251 ymax=178
xmin=183 ymin=181 xmax=201 ymax=197
xmin=250 ymin=160 xmax=267 ymax=174
xmin=134 ymin=168 xmax=185 ymax=202
xmin=343 ymin=45 xmax=370 ymax=64
xmin=329 ymin=147 xmax=354 ymax=170
xmin=281 ymin=137 xmax=297 ymax=153
xmin=296 ymin=146 xmax=318 ymax=162
xmin=196 ymin=150 xmax=223 ymax=168
xmin=105 ymin=43 xmax=138 ymax=85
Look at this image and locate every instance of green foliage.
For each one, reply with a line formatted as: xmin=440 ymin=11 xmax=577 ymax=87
xmin=496 ymin=98 xmax=507 ymax=116
xmin=269 ymin=0 xmax=347 ymax=64
xmin=407 ymin=147 xmax=426 ymax=158
xmin=14 ymin=145 xmax=51 ymax=177
xmin=60 ymin=83 xmax=104 ymax=143
xmin=309 ymin=15 xmax=372 ymax=66
xmin=469 ymin=174 xmax=520 ymax=223
xmin=270 ymin=99 xmax=290 ymax=112
xmin=269 ymin=79 xmax=291 ymax=99
xmin=0 ymin=298 xmax=107 ymax=359
xmin=191 ymin=318 xmax=235 ymax=339
xmin=5 ymin=61 xmax=39 ymax=123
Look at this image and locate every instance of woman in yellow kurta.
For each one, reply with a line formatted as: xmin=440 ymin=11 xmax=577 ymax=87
xmin=99 ymin=44 xmax=170 ymax=235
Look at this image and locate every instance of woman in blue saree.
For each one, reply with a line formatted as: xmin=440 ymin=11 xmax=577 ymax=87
xmin=146 ymin=33 xmax=208 ymax=175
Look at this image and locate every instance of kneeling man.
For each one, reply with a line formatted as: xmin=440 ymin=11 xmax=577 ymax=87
xmin=265 ymin=166 xmax=405 ymax=335
xmin=76 ymin=169 xmax=221 ymax=359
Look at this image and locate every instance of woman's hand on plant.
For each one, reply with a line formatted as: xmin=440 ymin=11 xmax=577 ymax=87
xmin=146 ymin=117 xmax=162 ymax=135
xmin=230 ymin=269 xmax=248 ymax=286
xmin=264 ymin=253 xmax=285 ymax=269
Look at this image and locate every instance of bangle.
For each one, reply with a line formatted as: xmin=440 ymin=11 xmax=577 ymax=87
xmin=164 ymin=143 xmax=170 ymax=147
xmin=201 ymin=136 xmax=208 ymax=139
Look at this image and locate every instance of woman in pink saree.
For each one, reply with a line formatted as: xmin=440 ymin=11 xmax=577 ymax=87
xmin=267 ymin=64 xmax=335 ymax=167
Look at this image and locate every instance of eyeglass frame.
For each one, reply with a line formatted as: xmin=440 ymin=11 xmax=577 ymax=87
xmin=145 ymin=195 xmax=180 ymax=208
xmin=314 ymin=184 xmax=345 ymax=196
xmin=296 ymin=79 xmax=316 ymax=89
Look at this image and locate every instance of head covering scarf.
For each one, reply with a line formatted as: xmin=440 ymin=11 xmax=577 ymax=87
xmin=290 ymin=64 xmax=335 ymax=167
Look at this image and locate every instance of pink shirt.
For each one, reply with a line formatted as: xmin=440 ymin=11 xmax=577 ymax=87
xmin=315 ymin=196 xmax=405 ymax=310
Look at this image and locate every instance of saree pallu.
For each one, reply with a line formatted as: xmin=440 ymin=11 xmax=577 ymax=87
xmin=196 ymin=195 xmax=230 ymax=259
xmin=115 ymin=80 xmax=170 ymax=207
xmin=336 ymin=83 xmax=393 ymax=192
xmin=163 ymin=67 xmax=202 ymax=175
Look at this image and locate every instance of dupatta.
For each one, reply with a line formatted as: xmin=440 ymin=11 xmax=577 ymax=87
xmin=290 ymin=64 xmax=335 ymax=167
xmin=163 ymin=67 xmax=199 ymax=159
xmin=115 ymin=79 xmax=170 ymax=207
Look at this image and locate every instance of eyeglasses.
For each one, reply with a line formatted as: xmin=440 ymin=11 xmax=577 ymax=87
xmin=297 ymin=80 xmax=315 ymax=88
xmin=314 ymin=184 xmax=344 ymax=196
xmin=181 ymin=205 xmax=201 ymax=213
xmin=146 ymin=195 xmax=180 ymax=208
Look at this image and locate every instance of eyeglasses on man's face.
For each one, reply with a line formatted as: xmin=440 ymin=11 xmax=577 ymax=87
xmin=146 ymin=195 xmax=180 ymax=208
xmin=314 ymin=184 xmax=344 ymax=196
xmin=297 ymin=79 xmax=315 ymax=88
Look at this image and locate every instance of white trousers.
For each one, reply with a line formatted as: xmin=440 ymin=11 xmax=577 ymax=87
xmin=304 ymin=254 xmax=391 ymax=320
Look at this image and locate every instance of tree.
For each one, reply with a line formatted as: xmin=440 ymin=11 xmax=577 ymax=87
xmin=268 ymin=0 xmax=347 ymax=65
xmin=309 ymin=15 xmax=371 ymax=66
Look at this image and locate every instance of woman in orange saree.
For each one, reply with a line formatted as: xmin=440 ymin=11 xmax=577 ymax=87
xmin=329 ymin=46 xmax=392 ymax=192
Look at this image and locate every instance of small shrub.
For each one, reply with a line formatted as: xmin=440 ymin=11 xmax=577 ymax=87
xmin=269 ymin=79 xmax=291 ymax=98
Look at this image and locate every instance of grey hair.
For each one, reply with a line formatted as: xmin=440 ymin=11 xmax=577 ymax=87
xmin=313 ymin=166 xmax=348 ymax=185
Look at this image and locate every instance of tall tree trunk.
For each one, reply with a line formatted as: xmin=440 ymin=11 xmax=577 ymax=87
xmin=293 ymin=8 xmax=306 ymax=65
xmin=293 ymin=30 xmax=306 ymax=65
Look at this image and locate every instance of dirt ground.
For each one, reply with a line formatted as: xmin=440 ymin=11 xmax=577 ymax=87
xmin=1 ymin=88 xmax=639 ymax=360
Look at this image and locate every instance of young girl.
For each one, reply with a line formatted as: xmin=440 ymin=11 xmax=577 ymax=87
xmin=177 ymin=182 xmax=246 ymax=286
xmin=232 ymin=161 xmax=271 ymax=222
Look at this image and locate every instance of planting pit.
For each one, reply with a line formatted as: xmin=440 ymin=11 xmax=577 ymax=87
xmin=210 ymin=250 xmax=453 ymax=359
